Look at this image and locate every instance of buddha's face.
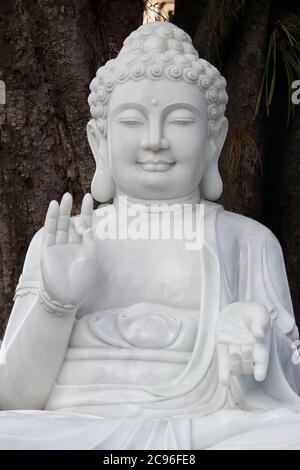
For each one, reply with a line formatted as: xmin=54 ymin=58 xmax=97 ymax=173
xmin=107 ymin=78 xmax=214 ymax=200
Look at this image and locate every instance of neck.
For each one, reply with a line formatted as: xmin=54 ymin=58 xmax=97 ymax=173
xmin=114 ymin=187 xmax=201 ymax=209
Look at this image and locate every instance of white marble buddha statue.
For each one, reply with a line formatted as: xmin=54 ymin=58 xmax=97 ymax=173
xmin=1 ymin=22 xmax=300 ymax=450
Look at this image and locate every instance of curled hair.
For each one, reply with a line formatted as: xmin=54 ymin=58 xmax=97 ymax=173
xmin=88 ymin=22 xmax=228 ymax=138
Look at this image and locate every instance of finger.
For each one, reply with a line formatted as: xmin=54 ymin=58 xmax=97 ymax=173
xmin=74 ymin=217 xmax=86 ymax=236
xmin=229 ymin=345 xmax=241 ymax=375
xmin=56 ymin=193 xmax=72 ymax=244
xmin=217 ymin=344 xmax=230 ymax=385
xmin=253 ymin=343 xmax=269 ymax=382
xmin=68 ymin=222 xmax=81 ymax=244
xmin=241 ymin=346 xmax=253 ymax=375
xmin=251 ymin=307 xmax=270 ymax=340
xmin=229 ymin=345 xmax=240 ymax=365
xmin=82 ymin=228 xmax=95 ymax=258
xmin=80 ymin=193 xmax=93 ymax=229
xmin=43 ymin=200 xmax=59 ymax=246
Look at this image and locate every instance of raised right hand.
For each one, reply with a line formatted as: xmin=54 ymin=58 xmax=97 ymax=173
xmin=40 ymin=193 xmax=97 ymax=309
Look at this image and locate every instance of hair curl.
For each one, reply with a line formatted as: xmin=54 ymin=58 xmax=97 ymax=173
xmin=88 ymin=22 xmax=228 ymax=138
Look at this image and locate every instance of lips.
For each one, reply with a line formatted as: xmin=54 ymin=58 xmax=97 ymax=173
xmin=136 ymin=160 xmax=175 ymax=172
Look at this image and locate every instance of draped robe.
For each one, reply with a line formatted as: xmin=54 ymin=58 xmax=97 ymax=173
xmin=1 ymin=200 xmax=300 ymax=449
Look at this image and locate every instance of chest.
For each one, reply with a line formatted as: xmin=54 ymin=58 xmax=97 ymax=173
xmin=83 ymin=236 xmax=202 ymax=312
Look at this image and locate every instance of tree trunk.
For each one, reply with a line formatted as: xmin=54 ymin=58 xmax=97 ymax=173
xmin=0 ymin=0 xmax=143 ymax=337
xmin=173 ymin=0 xmax=208 ymax=40
xmin=219 ymin=0 xmax=270 ymax=219
xmin=193 ymin=0 xmax=247 ymax=66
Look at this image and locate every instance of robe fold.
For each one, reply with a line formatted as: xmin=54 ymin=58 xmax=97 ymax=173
xmin=0 ymin=200 xmax=300 ymax=449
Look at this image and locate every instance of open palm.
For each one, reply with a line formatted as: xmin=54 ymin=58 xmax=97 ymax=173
xmin=216 ymin=302 xmax=272 ymax=385
xmin=41 ymin=193 xmax=97 ymax=308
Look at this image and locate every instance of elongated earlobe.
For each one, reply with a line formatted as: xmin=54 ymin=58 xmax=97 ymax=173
xmin=87 ymin=119 xmax=116 ymax=203
xmin=91 ymin=166 xmax=115 ymax=203
xmin=200 ymin=164 xmax=223 ymax=201
xmin=200 ymin=118 xmax=228 ymax=201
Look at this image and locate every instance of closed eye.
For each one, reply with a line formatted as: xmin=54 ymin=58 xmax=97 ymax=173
xmin=167 ymin=119 xmax=196 ymax=126
xmin=117 ymin=119 xmax=145 ymax=127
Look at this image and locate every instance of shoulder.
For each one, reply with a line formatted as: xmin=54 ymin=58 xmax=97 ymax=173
xmin=25 ymin=227 xmax=43 ymax=258
xmin=217 ymin=207 xmax=282 ymax=252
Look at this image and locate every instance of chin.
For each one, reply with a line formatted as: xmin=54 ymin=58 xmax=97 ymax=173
xmin=137 ymin=179 xmax=175 ymax=199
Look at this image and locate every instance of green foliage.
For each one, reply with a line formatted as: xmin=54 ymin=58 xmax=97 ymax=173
xmin=256 ymin=14 xmax=300 ymax=123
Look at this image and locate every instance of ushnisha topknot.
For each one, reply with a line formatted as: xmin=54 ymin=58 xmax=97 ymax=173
xmin=88 ymin=22 xmax=228 ymax=138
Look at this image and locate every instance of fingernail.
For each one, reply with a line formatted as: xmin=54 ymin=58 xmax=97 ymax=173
xmin=255 ymin=370 xmax=265 ymax=382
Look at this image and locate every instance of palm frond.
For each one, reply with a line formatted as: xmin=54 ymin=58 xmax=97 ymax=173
xmin=196 ymin=0 xmax=246 ymax=62
xmin=227 ymin=128 xmax=260 ymax=180
xmin=256 ymin=14 xmax=300 ymax=123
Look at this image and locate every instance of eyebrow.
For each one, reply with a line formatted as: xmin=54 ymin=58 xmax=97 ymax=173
xmin=110 ymin=103 xmax=147 ymax=119
xmin=110 ymin=102 xmax=202 ymax=118
xmin=161 ymin=103 xmax=202 ymax=117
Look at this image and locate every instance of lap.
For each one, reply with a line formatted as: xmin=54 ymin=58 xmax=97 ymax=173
xmin=1 ymin=408 xmax=300 ymax=450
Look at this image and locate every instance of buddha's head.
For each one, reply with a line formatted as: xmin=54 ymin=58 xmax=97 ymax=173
xmin=87 ymin=22 xmax=228 ymax=202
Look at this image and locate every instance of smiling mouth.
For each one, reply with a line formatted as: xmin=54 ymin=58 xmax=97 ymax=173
xmin=136 ymin=160 xmax=175 ymax=172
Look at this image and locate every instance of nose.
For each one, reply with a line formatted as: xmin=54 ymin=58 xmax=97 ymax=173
xmin=140 ymin=119 xmax=169 ymax=152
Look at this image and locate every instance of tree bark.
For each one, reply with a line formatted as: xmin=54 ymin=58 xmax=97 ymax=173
xmin=219 ymin=0 xmax=270 ymax=219
xmin=173 ymin=0 xmax=208 ymax=40
xmin=0 ymin=0 xmax=143 ymax=337
xmin=193 ymin=0 xmax=247 ymax=66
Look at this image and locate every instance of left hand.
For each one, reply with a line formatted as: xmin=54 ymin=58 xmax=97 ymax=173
xmin=216 ymin=301 xmax=272 ymax=385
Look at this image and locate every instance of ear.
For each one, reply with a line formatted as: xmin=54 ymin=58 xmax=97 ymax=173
xmin=213 ymin=118 xmax=228 ymax=159
xmin=200 ymin=118 xmax=228 ymax=201
xmin=87 ymin=119 xmax=108 ymax=166
xmin=87 ymin=119 xmax=115 ymax=203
